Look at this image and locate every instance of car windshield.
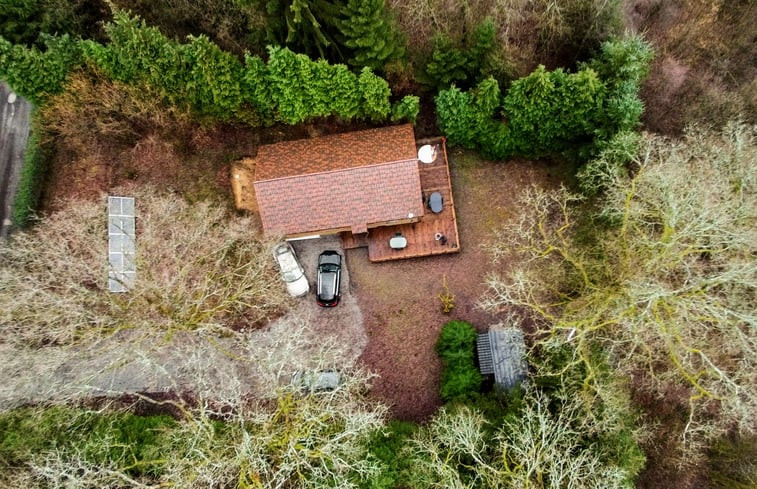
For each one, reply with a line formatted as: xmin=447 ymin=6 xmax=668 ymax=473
xmin=276 ymin=249 xmax=303 ymax=282
xmin=282 ymin=268 xmax=302 ymax=282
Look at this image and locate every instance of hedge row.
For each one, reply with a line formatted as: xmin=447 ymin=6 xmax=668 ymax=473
xmin=435 ymin=36 xmax=653 ymax=160
xmin=11 ymin=119 xmax=47 ymax=227
xmin=0 ymin=11 xmax=419 ymax=127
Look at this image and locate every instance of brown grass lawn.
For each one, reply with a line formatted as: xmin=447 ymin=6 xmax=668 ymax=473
xmin=350 ymin=149 xmax=567 ymax=421
xmin=40 ymin=121 xmax=358 ymax=212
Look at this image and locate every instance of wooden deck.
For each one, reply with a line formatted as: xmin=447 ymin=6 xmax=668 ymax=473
xmin=340 ymin=231 xmax=368 ymax=249
xmin=341 ymin=137 xmax=461 ymax=262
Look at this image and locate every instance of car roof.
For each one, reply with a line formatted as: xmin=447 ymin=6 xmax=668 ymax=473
xmin=318 ymin=250 xmax=341 ymax=266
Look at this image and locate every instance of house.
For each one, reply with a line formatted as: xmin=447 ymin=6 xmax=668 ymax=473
xmin=233 ymin=124 xmax=460 ymax=262
xmin=477 ymin=325 xmax=528 ymax=391
xmin=254 ymin=124 xmax=423 ymax=238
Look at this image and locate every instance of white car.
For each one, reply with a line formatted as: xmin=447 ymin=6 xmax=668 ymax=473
xmin=272 ymin=242 xmax=309 ymax=297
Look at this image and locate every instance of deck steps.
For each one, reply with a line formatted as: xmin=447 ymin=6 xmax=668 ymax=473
xmin=340 ymin=231 xmax=368 ymax=249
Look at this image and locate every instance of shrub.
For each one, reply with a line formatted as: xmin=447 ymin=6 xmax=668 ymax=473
xmin=436 ymin=320 xmax=476 ymax=359
xmin=359 ymin=421 xmax=417 ymax=489
xmin=436 ymin=320 xmax=481 ymax=402
xmin=423 ymin=17 xmax=495 ymax=90
xmin=583 ymin=36 xmax=654 ymax=138
xmin=264 ymin=46 xmax=395 ymax=124
xmin=87 ymin=413 xmax=176 ymax=477
xmin=504 ymin=65 xmax=605 ymax=156
xmin=390 ymin=95 xmax=420 ymax=124
xmin=0 ymin=33 xmax=82 ymax=104
xmin=439 ymin=365 xmax=482 ymax=402
xmin=357 ymin=66 xmax=392 ymax=121
xmin=0 ymin=406 xmax=73 ymax=466
xmin=0 ymin=406 xmax=175 ymax=478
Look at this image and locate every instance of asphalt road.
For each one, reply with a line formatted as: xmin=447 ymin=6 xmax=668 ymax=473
xmin=0 ymin=82 xmax=33 ymax=240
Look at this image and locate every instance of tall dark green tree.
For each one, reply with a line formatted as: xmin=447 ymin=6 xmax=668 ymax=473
xmin=424 ymin=18 xmax=495 ymax=90
xmin=503 ymin=65 xmax=605 ymax=155
xmin=337 ymin=0 xmax=404 ymax=70
xmin=259 ymin=0 xmax=345 ymax=61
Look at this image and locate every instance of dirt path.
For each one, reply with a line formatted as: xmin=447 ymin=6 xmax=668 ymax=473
xmin=0 ymin=83 xmax=32 ymax=240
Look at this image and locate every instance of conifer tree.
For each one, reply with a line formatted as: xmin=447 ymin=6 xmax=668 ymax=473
xmin=261 ymin=0 xmax=344 ymax=61
xmin=337 ymin=0 xmax=404 ymax=70
xmin=0 ymin=34 xmax=81 ymax=104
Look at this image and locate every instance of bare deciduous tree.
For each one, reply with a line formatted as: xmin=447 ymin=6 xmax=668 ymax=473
xmin=0 ymin=188 xmax=290 ymax=347
xmin=481 ymin=122 xmax=757 ymax=458
xmin=406 ymin=388 xmax=636 ymax=489
xmin=2 ymin=332 xmax=386 ymax=489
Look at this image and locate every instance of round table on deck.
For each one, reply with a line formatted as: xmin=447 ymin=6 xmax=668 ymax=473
xmin=429 ymin=192 xmax=443 ymax=213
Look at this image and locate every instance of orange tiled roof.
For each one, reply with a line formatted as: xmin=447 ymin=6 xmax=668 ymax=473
xmin=253 ymin=125 xmax=424 ymax=236
xmin=255 ymin=124 xmax=418 ymax=180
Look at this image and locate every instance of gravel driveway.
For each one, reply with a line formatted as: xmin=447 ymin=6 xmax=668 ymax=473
xmin=264 ymin=234 xmax=367 ymax=363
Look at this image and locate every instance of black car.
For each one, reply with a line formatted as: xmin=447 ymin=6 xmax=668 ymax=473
xmin=317 ymin=250 xmax=341 ymax=307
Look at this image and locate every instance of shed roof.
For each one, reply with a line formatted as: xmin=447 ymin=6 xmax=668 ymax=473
xmin=477 ymin=327 xmax=528 ymax=390
xmin=253 ymin=125 xmax=424 ymax=236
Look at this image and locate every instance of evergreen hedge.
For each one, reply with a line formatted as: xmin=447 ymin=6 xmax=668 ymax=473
xmin=436 ymin=320 xmax=482 ymax=402
xmin=0 ymin=11 xmax=420 ymax=126
xmin=436 ymin=36 xmax=653 ymax=160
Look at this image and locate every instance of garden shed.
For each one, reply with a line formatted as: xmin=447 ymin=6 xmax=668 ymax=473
xmin=477 ymin=325 xmax=528 ymax=391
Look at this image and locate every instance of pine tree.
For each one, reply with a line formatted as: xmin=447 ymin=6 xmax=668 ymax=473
xmin=337 ymin=0 xmax=404 ymax=70
xmin=262 ymin=0 xmax=344 ymax=61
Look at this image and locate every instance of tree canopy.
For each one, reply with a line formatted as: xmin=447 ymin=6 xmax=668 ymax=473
xmin=435 ymin=36 xmax=653 ymax=160
xmin=481 ymin=122 xmax=757 ymax=457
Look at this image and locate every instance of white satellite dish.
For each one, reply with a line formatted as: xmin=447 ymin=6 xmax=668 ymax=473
xmin=418 ymin=144 xmax=436 ymax=163
xmin=7 ymin=93 xmax=17 ymax=104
